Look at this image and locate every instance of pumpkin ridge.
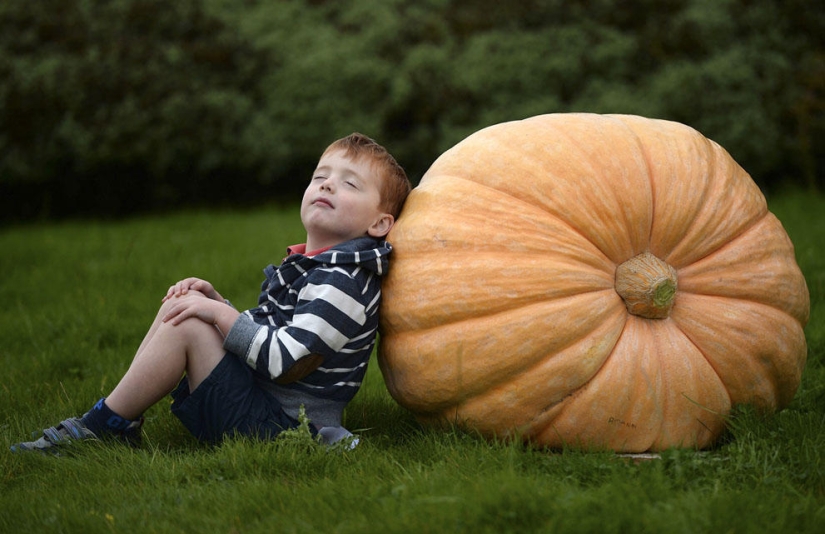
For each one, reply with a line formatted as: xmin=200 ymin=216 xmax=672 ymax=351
xmin=670 ymin=293 xmax=806 ymax=409
xmin=380 ymin=256 xmax=615 ymax=333
xmin=379 ymin=290 xmax=626 ymax=412
xmin=422 ymin=171 xmax=554 ymax=219
xmin=609 ymin=115 xmax=665 ymax=255
xmin=539 ymin=317 xmax=730 ymax=452
xmin=676 ymin=136 xmax=720 ymax=260
xmin=481 ymin=299 xmax=626 ymax=391
xmin=675 ymin=213 xmax=810 ymax=324
xmin=389 ymin=231 xmax=613 ymax=270
xmin=674 ymin=288 xmax=808 ymax=328
xmin=508 ymin=315 xmax=628 ymax=437
xmin=650 ymin=320 xmax=731 ymax=450
xmin=664 ymin=145 xmax=767 ymax=267
xmin=669 ymin=210 xmax=770 ymax=271
xmin=674 ymin=209 xmax=764 ymax=267
xmin=610 ymin=115 xmax=767 ymax=268
xmin=385 ymin=287 xmax=621 ymax=337
xmin=612 ymin=115 xmax=718 ymax=265
xmin=392 ymin=176 xmax=616 ymax=274
xmin=421 ymin=172 xmax=610 ymax=257
xmin=537 ymin=319 xmax=660 ymax=452
xmin=427 ymin=114 xmax=653 ymax=263
xmin=663 ymin=301 xmax=759 ymax=408
xmin=431 ymin=307 xmax=627 ymax=435
xmin=669 ymin=311 xmax=774 ymax=411
xmin=540 ymin=115 xmax=653 ymax=262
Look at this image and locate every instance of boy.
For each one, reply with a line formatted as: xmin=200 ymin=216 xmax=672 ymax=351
xmin=12 ymin=133 xmax=411 ymax=452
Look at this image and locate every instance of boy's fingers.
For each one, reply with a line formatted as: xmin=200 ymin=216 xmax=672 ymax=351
xmin=162 ymin=279 xmax=211 ymax=302
xmin=163 ymin=285 xmax=176 ymax=298
xmin=164 ymin=300 xmax=206 ymax=325
xmin=162 ymin=301 xmax=184 ymax=321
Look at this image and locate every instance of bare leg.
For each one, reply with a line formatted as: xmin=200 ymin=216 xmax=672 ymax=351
xmin=132 ymin=293 xmax=188 ymax=359
xmin=105 ymin=293 xmax=226 ymax=420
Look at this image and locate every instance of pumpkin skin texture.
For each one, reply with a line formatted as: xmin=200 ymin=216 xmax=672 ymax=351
xmin=377 ymin=113 xmax=809 ymax=453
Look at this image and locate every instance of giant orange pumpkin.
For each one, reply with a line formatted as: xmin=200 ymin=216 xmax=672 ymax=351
xmin=378 ymin=113 xmax=809 ymax=453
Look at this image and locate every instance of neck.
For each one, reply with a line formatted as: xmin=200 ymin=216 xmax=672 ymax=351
xmin=306 ymin=234 xmax=372 ymax=252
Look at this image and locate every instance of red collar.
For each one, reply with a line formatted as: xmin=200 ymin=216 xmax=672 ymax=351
xmin=286 ymin=243 xmax=333 ymax=258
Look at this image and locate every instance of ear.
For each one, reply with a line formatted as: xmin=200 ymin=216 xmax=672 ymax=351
xmin=367 ymin=213 xmax=395 ymax=238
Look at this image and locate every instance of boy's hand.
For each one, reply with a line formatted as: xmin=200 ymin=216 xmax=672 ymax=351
xmin=162 ymin=296 xmax=239 ymax=333
xmin=163 ymin=277 xmax=223 ymax=303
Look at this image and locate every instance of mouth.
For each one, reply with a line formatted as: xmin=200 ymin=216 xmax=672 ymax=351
xmin=313 ymin=197 xmax=334 ymax=208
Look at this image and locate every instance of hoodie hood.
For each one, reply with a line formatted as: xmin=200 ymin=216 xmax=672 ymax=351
xmin=308 ymin=236 xmax=392 ymax=275
xmin=263 ymin=236 xmax=392 ymax=289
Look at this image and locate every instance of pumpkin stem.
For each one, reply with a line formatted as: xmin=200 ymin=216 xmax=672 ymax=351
xmin=615 ymin=252 xmax=678 ymax=319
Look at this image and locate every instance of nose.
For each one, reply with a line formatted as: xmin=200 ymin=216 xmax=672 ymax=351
xmin=320 ymin=178 xmax=334 ymax=192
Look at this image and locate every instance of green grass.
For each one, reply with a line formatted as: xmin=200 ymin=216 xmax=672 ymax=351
xmin=1 ymin=192 xmax=824 ymax=534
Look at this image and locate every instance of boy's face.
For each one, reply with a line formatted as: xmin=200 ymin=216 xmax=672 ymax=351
xmin=300 ymin=149 xmax=394 ymax=250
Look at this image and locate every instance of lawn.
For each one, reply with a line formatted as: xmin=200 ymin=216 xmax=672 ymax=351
xmin=1 ymin=191 xmax=823 ymax=533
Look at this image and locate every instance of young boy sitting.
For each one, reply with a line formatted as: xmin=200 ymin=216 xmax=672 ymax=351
xmin=12 ymin=133 xmax=411 ymax=452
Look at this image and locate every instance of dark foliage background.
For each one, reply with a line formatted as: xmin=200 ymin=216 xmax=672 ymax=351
xmin=1 ymin=0 xmax=823 ymax=221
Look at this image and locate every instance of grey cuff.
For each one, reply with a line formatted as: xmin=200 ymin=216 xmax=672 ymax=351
xmin=223 ymin=313 xmax=260 ymax=357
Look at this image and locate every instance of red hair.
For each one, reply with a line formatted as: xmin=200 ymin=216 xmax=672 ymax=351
xmin=323 ymin=133 xmax=411 ymax=218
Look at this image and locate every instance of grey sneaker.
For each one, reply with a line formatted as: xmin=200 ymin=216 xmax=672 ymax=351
xmin=10 ymin=416 xmax=143 ymax=454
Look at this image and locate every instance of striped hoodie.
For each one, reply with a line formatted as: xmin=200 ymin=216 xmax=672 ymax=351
xmin=223 ymin=236 xmax=391 ymax=428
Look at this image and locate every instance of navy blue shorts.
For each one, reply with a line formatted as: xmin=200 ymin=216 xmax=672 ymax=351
xmin=171 ymin=354 xmax=300 ymax=444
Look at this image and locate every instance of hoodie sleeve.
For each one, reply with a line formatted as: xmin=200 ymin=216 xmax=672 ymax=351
xmin=223 ymin=264 xmax=380 ymax=381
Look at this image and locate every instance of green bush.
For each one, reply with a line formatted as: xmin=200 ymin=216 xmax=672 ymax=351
xmin=0 ymin=0 xmax=268 ymax=218
xmin=1 ymin=0 xmax=822 ymax=221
